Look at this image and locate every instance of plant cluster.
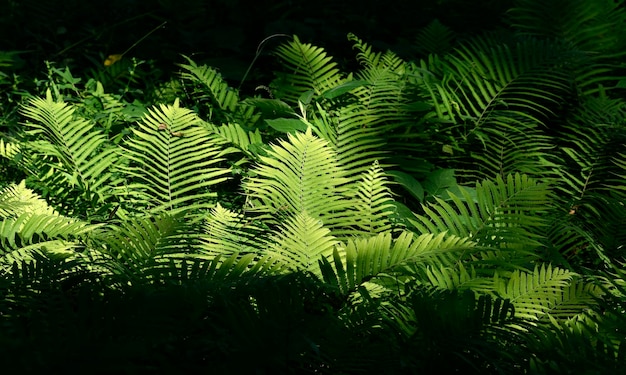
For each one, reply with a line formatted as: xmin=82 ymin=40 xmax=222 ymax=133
xmin=1 ymin=0 xmax=626 ymax=373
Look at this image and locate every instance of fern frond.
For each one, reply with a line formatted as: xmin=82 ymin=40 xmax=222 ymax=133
xmin=178 ymin=56 xmax=259 ymax=126
xmin=495 ymin=264 xmax=573 ymax=321
xmin=198 ymin=203 xmax=264 ymax=259
xmin=203 ymin=121 xmax=265 ymax=159
xmin=319 ymin=231 xmax=475 ymax=296
xmin=351 ymin=161 xmax=397 ymax=235
xmin=244 ymin=128 xmax=352 ymax=228
xmin=19 ymin=90 xmax=120 ymax=213
xmin=508 ymin=0 xmax=626 ymax=54
xmin=93 ymin=213 xmax=194 ymax=280
xmin=265 ymin=211 xmax=338 ymax=274
xmin=117 ymin=98 xmax=232 ymax=215
xmin=414 ymin=19 xmax=456 ymax=56
xmin=0 ymin=181 xmax=98 ymax=263
xmin=411 ymin=173 xmax=551 ymax=252
xmin=272 ymin=36 xmax=344 ymax=104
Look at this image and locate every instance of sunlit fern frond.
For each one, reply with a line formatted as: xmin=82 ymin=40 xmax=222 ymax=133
xmin=116 ymin=99 xmax=232 ymax=216
xmin=0 ymin=138 xmax=20 ymax=165
xmin=494 ymin=264 xmax=574 ymax=322
xmin=18 ymin=89 xmax=121 ymax=215
xmin=92 ymin=213 xmax=195 ymax=282
xmin=265 ymin=211 xmax=339 ymax=275
xmin=410 ymin=173 xmax=551 ymax=254
xmin=202 ymin=121 xmax=265 ymax=160
xmin=145 ymin=253 xmax=286 ymax=287
xmin=318 ymin=231 xmax=475 ymax=296
xmin=197 ymin=203 xmax=264 ymax=259
xmin=351 ymin=161 xmax=397 ymax=235
xmin=0 ymin=181 xmax=99 ymax=264
xmin=243 ymin=128 xmax=353 ymax=229
xmin=349 ymin=33 xmax=406 ymax=73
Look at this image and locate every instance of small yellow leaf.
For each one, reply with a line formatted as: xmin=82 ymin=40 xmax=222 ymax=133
xmin=104 ymin=54 xmax=123 ymax=67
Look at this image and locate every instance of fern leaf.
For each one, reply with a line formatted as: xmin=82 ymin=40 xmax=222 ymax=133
xmin=198 ymin=203 xmax=263 ymax=258
xmin=351 ymin=161 xmax=397 ymax=235
xmin=319 ymin=231 xmax=475 ymax=295
xmin=18 ymin=90 xmax=120 ymax=212
xmin=117 ymin=99 xmax=232 ymax=215
xmin=244 ymin=128 xmax=353 ymax=228
xmin=272 ymin=36 xmax=344 ymax=104
xmin=496 ymin=264 xmax=573 ymax=321
xmin=179 ymin=56 xmax=259 ymax=126
xmin=411 ymin=173 xmax=551 ymax=251
xmin=265 ymin=211 xmax=338 ymax=274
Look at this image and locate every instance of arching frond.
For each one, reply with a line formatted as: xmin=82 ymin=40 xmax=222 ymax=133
xmin=494 ymin=264 xmax=574 ymax=321
xmin=272 ymin=36 xmax=344 ymax=104
xmin=410 ymin=173 xmax=551 ymax=252
xmin=18 ymin=89 xmax=121 ymax=214
xmin=178 ymin=56 xmax=259 ymax=126
xmin=319 ymin=231 xmax=475 ymax=296
xmin=243 ymin=128 xmax=352 ymax=228
xmin=202 ymin=121 xmax=265 ymax=159
xmin=0 ymin=181 xmax=98 ymax=263
xmin=116 ymin=99 xmax=232 ymax=215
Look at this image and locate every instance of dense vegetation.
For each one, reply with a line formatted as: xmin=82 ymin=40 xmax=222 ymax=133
xmin=1 ymin=0 xmax=625 ymax=373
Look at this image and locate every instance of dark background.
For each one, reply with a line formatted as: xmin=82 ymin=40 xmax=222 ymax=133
xmin=1 ymin=0 xmax=513 ymax=90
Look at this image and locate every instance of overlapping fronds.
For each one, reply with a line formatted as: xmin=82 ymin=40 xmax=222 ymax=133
xmin=18 ymin=89 xmax=120 ymax=213
xmin=427 ymin=36 xmax=573 ymax=127
xmin=198 ymin=203 xmax=264 ymax=258
xmin=202 ymin=121 xmax=265 ymax=159
xmin=417 ymin=36 xmax=577 ymax=181
xmin=508 ymin=0 xmax=626 ymax=54
xmin=319 ymin=231 xmax=475 ymax=295
xmin=117 ymin=99 xmax=232 ymax=215
xmin=0 ymin=181 xmax=98 ymax=263
xmin=178 ymin=56 xmax=259 ymax=126
xmin=93 ymin=213 xmax=191 ymax=280
xmin=411 ymin=173 xmax=551 ymax=252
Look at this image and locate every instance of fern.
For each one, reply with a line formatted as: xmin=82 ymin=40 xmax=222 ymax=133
xmin=319 ymin=231 xmax=475 ymax=296
xmin=351 ymin=161 xmax=397 ymax=235
xmin=271 ymin=35 xmax=345 ymax=104
xmin=410 ymin=173 xmax=551 ymax=253
xmin=244 ymin=128 xmax=353 ymax=227
xmin=0 ymin=181 xmax=98 ymax=264
xmin=265 ymin=211 xmax=338 ymax=274
xmin=178 ymin=56 xmax=260 ymax=126
xmin=18 ymin=89 xmax=121 ymax=215
xmin=198 ymin=203 xmax=264 ymax=259
xmin=116 ymin=98 xmax=232 ymax=215
xmin=414 ymin=19 xmax=456 ymax=56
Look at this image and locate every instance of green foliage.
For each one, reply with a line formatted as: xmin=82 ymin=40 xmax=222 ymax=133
xmin=1 ymin=0 xmax=625 ymax=372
